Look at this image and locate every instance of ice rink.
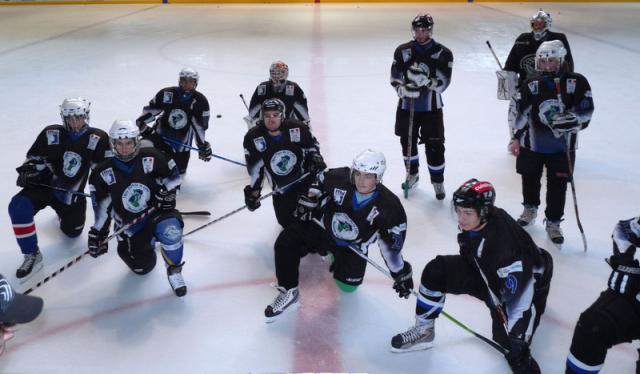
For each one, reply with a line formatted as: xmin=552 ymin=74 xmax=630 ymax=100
xmin=1 ymin=2 xmax=639 ymax=373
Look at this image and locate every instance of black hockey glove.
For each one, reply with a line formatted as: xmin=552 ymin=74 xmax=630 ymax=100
xmin=154 ymin=188 xmax=177 ymax=211
xmin=505 ymin=337 xmax=541 ymax=374
xmin=304 ymin=153 xmax=327 ymax=175
xmin=88 ymin=227 xmax=109 ymax=258
xmin=198 ymin=141 xmax=212 ymax=162
xmin=244 ymin=185 xmax=261 ymax=211
xmin=391 ymin=261 xmax=414 ymax=299
xmin=607 ymin=245 xmax=640 ymax=298
xmin=293 ymin=194 xmax=319 ymax=222
xmin=16 ymin=160 xmax=50 ymax=188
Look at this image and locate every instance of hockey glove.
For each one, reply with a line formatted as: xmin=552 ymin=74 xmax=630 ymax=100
xmin=294 ymin=193 xmax=319 ymax=222
xmin=244 ymin=185 xmax=261 ymax=211
xmin=198 ymin=141 xmax=212 ymax=162
xmin=607 ymin=244 xmax=640 ymax=298
xmin=396 ymin=84 xmax=421 ymax=99
xmin=304 ymin=153 xmax=327 ymax=175
xmin=551 ymin=112 xmax=580 ymax=136
xmin=88 ymin=227 xmax=109 ymax=258
xmin=16 ymin=160 xmax=50 ymax=188
xmin=243 ymin=115 xmax=258 ymax=129
xmin=391 ymin=261 xmax=414 ymax=299
xmin=154 ymin=188 xmax=177 ymax=211
xmin=505 ymin=337 xmax=541 ymax=374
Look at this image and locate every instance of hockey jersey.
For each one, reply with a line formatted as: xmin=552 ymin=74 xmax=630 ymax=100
xmin=248 ymin=80 xmax=310 ymax=124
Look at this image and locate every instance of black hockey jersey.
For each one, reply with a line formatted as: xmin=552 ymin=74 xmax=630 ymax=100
xmin=89 ymin=148 xmax=181 ymax=236
xmin=514 ymin=72 xmax=594 ymax=153
xmin=390 ymin=39 xmax=453 ymax=112
xmin=505 ymin=31 xmax=574 ymax=86
xmin=248 ymin=80 xmax=310 ymax=125
xmin=243 ymin=119 xmax=320 ymax=191
xmin=315 ymin=167 xmax=408 ymax=273
xmin=457 ymin=208 xmax=550 ymax=339
xmin=25 ymin=125 xmax=111 ymax=205
xmin=143 ymin=86 xmax=210 ymax=152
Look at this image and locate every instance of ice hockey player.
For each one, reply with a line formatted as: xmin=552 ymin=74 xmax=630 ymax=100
xmin=510 ymin=40 xmax=594 ymax=245
xmin=500 ymin=9 xmax=574 ymax=151
xmin=242 ymin=98 xmax=325 ymax=228
xmin=263 ymin=149 xmax=413 ymax=322
xmin=88 ymin=120 xmax=187 ymax=297
xmin=566 ymin=216 xmax=640 ymax=373
xmin=244 ymin=60 xmax=310 ymax=129
xmin=390 ymin=12 xmax=453 ymax=200
xmin=9 ymin=98 xmax=111 ymax=280
xmin=136 ymin=67 xmax=212 ymax=175
xmin=391 ymin=179 xmax=553 ymax=374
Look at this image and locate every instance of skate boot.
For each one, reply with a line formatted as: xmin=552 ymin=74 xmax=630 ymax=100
xmin=432 ymin=182 xmax=445 ymax=200
xmin=16 ymin=249 xmax=43 ymax=281
xmin=545 ymin=219 xmax=564 ymax=245
xmin=264 ymin=285 xmax=299 ymax=323
xmin=401 ymin=174 xmax=419 ymax=190
xmin=517 ymin=205 xmax=538 ymax=227
xmin=390 ymin=319 xmax=435 ymax=353
xmin=167 ymin=262 xmax=187 ymax=297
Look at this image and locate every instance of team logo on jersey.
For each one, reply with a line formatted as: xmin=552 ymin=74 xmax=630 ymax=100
xmin=122 ymin=183 xmax=151 ymax=213
xmin=253 ymin=137 xmax=267 ymax=152
xmin=46 ymin=130 xmax=60 ymax=145
xmin=366 ymin=206 xmax=379 ymax=225
xmin=87 ymin=134 xmax=100 ymax=151
xmin=100 ymin=168 xmax=116 ymax=185
xmin=257 ymin=85 xmax=266 ymax=96
xmin=567 ymin=78 xmax=577 ymax=94
xmin=142 ymin=157 xmax=154 ymax=174
xmin=289 ymin=128 xmax=301 ymax=143
xmin=62 ymin=151 xmax=82 ymax=178
xmin=505 ymin=275 xmax=518 ymax=295
xmin=538 ymin=99 xmax=562 ymax=126
xmin=168 ymin=109 xmax=188 ymax=130
xmin=286 ymin=84 xmax=294 ymax=96
xmin=163 ymin=91 xmax=174 ymax=104
xmin=521 ymin=54 xmax=536 ymax=78
xmin=528 ymin=80 xmax=539 ymax=95
xmin=330 ymin=213 xmax=359 ymax=241
xmin=333 ymin=188 xmax=347 ymax=205
xmin=401 ymin=48 xmax=412 ymax=63
xmin=270 ymin=150 xmax=297 ymax=176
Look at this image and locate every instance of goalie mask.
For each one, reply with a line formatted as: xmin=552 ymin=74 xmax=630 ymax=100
xmin=60 ymin=97 xmax=90 ymax=133
xmin=269 ymin=60 xmax=289 ymax=85
xmin=351 ymin=149 xmax=386 ymax=185
xmin=535 ymin=40 xmax=566 ymax=73
xmin=531 ymin=9 xmax=552 ymax=41
xmin=109 ymin=120 xmax=140 ymax=162
xmin=179 ymin=67 xmax=199 ymax=91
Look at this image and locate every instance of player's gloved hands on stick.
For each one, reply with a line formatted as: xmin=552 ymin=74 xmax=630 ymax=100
xmin=551 ymin=112 xmax=580 ymax=135
xmin=198 ymin=141 xmax=212 ymax=162
xmin=505 ymin=337 xmax=540 ymax=374
xmin=88 ymin=227 xmax=109 ymax=258
xmin=294 ymin=194 xmax=319 ymax=222
xmin=391 ymin=261 xmax=414 ymax=299
xmin=396 ymin=84 xmax=420 ymax=99
xmin=154 ymin=188 xmax=177 ymax=211
xmin=244 ymin=185 xmax=261 ymax=211
xmin=16 ymin=160 xmax=48 ymax=188
xmin=304 ymin=153 xmax=327 ymax=175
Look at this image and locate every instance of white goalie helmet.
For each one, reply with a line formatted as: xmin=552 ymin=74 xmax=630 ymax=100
xmin=535 ymin=40 xmax=567 ymax=73
xmin=269 ymin=60 xmax=289 ymax=84
xmin=109 ymin=120 xmax=140 ymax=162
xmin=179 ymin=67 xmax=199 ymax=87
xmin=531 ymin=9 xmax=552 ymax=41
xmin=351 ymin=149 xmax=386 ymax=183
xmin=60 ymin=97 xmax=90 ymax=129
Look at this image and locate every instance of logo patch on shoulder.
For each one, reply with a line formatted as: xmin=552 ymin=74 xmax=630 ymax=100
xmin=286 ymin=84 xmax=295 ymax=96
xmin=142 ymin=157 xmax=154 ymax=174
xmin=528 ymin=81 xmax=539 ymax=95
xmin=366 ymin=206 xmax=379 ymax=225
xmin=87 ymin=134 xmax=100 ymax=150
xmin=333 ymin=188 xmax=347 ymax=205
xmin=289 ymin=128 xmax=301 ymax=143
xmin=253 ymin=137 xmax=267 ymax=152
xmin=163 ymin=91 xmax=173 ymax=104
xmin=257 ymin=85 xmax=266 ymax=96
xmin=46 ymin=130 xmax=60 ymax=145
xmin=100 ymin=168 xmax=116 ymax=185
xmin=566 ymin=78 xmax=577 ymax=94
xmin=401 ymin=48 xmax=412 ymax=63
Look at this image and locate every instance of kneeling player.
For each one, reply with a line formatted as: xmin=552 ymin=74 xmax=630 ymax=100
xmin=566 ymin=216 xmax=640 ymax=373
xmin=391 ymin=179 xmax=553 ymax=374
xmin=264 ymin=149 xmax=413 ymax=322
xmin=88 ymin=120 xmax=187 ymax=297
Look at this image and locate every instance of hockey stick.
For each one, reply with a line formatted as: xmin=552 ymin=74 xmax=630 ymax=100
xmin=486 ymin=40 xmax=504 ymax=70
xmin=161 ymin=136 xmax=246 ymax=167
xmin=180 ymin=211 xmax=211 ymax=216
xmin=22 ymin=207 xmax=157 ymax=295
xmin=27 ymin=182 xmax=91 ymax=198
xmin=403 ymin=98 xmax=415 ymax=199
xmin=554 ymin=78 xmax=588 ymax=252
xmin=183 ymin=172 xmax=311 ymax=238
xmin=239 ymin=94 xmax=250 ymax=111
xmin=310 ymin=219 xmax=507 ymax=354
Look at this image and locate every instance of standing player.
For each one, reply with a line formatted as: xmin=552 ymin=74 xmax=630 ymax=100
xmin=88 ymin=120 xmax=187 ymax=297
xmin=9 ymin=98 xmax=111 ymax=280
xmin=391 ymin=179 xmax=553 ymax=374
xmin=566 ymin=216 xmax=640 ymax=373
xmin=243 ymin=98 xmax=325 ymax=228
xmin=510 ymin=40 xmax=594 ymax=245
xmin=263 ymin=149 xmax=413 ymax=322
xmin=137 ymin=67 xmax=212 ymax=175
xmin=500 ymin=9 xmax=574 ymax=151
xmin=244 ymin=60 xmax=310 ymax=129
xmin=390 ymin=12 xmax=453 ymax=200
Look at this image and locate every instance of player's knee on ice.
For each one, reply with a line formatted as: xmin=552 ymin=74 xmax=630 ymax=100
xmin=117 ymin=240 xmax=157 ymax=275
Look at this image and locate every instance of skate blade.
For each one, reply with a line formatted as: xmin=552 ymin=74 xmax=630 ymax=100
xmin=17 ymin=262 xmax=44 ymax=284
xmin=390 ymin=341 xmax=434 ymax=353
xmin=264 ymin=302 xmax=300 ymax=324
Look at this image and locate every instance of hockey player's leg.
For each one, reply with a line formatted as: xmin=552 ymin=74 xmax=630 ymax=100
xmin=56 ymin=197 xmax=86 ymax=238
xmin=420 ymin=110 xmax=446 ymax=200
xmin=155 ymin=215 xmax=186 ymax=297
xmin=116 ymin=235 xmax=157 ymax=275
xmin=396 ymin=107 xmax=419 ymax=191
xmin=9 ymin=194 xmax=43 ymax=281
xmin=173 ymin=151 xmax=190 ymax=176
xmin=330 ymin=246 xmax=365 ymax=293
xmin=516 ymin=149 xmax=543 ymax=227
xmin=544 ymin=154 xmax=572 ymax=245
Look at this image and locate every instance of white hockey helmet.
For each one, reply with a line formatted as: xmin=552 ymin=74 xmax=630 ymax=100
xmin=531 ymin=9 xmax=552 ymax=41
xmin=535 ymin=40 xmax=566 ymax=73
xmin=60 ymin=97 xmax=90 ymax=130
xmin=109 ymin=120 xmax=140 ymax=162
xmin=269 ymin=60 xmax=289 ymax=84
xmin=179 ymin=67 xmax=199 ymax=88
xmin=351 ymin=149 xmax=386 ymax=183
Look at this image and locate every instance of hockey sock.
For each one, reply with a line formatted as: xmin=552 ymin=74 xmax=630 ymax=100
xmin=8 ymin=195 xmax=38 ymax=254
xmin=416 ymin=286 xmax=446 ymax=320
xmin=155 ymin=217 xmax=183 ymax=265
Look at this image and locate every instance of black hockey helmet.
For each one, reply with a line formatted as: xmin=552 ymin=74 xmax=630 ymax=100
xmin=260 ymin=98 xmax=285 ymax=120
xmin=453 ymin=178 xmax=496 ymax=221
xmin=412 ymin=13 xmax=434 ymax=31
